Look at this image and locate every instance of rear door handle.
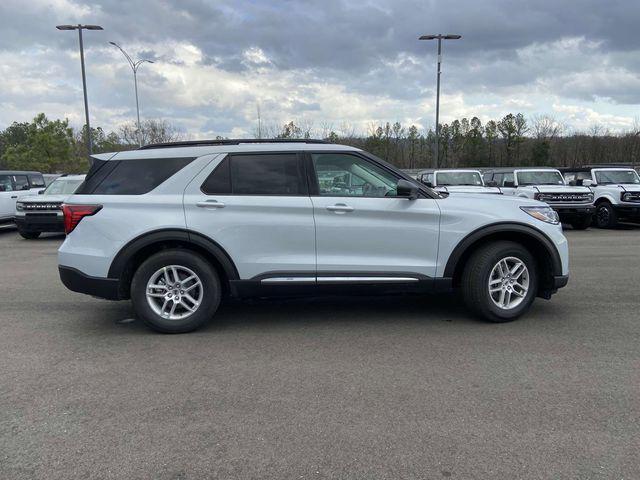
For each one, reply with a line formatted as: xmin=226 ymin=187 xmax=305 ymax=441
xmin=326 ymin=203 xmax=354 ymax=213
xmin=11 ymin=196 xmax=17 ymax=199
xmin=196 ymin=200 xmax=226 ymax=209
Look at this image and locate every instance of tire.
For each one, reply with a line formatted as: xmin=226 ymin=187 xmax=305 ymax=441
xmin=570 ymin=215 xmax=592 ymax=230
xmin=130 ymin=249 xmax=221 ymax=333
xmin=460 ymin=241 xmax=538 ymax=323
xmin=19 ymin=230 xmax=41 ymax=239
xmin=595 ymin=202 xmax=618 ymax=229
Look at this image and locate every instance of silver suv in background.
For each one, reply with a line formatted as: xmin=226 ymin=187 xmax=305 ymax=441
xmin=483 ymin=167 xmax=595 ymax=230
xmin=417 ymin=169 xmax=502 ymax=194
xmin=561 ymin=166 xmax=640 ymax=228
xmin=15 ymin=174 xmax=86 ymax=239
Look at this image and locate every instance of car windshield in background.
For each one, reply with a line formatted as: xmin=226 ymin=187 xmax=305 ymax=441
xmin=437 ymin=171 xmax=483 ymax=186
xmin=595 ymin=170 xmax=640 ymax=185
xmin=517 ymin=171 xmax=565 ymax=186
xmin=44 ymin=179 xmax=84 ymax=195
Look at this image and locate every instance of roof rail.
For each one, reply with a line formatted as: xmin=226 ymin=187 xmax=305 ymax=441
xmin=139 ymin=138 xmax=329 ymax=150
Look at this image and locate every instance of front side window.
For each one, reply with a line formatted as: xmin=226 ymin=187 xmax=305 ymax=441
xmin=516 ymin=170 xmax=565 ymax=186
xmin=436 ymin=171 xmax=483 ymax=186
xmin=28 ymin=174 xmax=45 ymax=188
xmin=0 ymin=175 xmax=14 ymax=192
xmin=13 ymin=175 xmax=30 ymax=190
xmin=201 ymin=154 xmax=306 ymax=196
xmin=595 ymin=170 xmax=640 ymax=185
xmin=312 ymin=153 xmax=398 ymax=197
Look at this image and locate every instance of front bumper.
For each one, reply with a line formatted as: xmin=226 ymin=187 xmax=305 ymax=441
xmin=550 ymin=204 xmax=595 ymax=220
xmin=15 ymin=214 xmax=64 ymax=233
xmin=58 ymin=266 xmax=121 ymax=300
xmin=612 ymin=204 xmax=640 ymax=221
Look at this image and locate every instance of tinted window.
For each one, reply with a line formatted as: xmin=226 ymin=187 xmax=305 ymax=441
xmin=502 ymin=173 xmax=514 ymax=186
xmin=235 ymin=154 xmax=306 ymax=195
xmin=28 ymin=174 xmax=45 ymax=188
xmin=312 ymin=153 xmax=398 ymax=197
xmin=0 ymin=175 xmax=14 ymax=192
xmin=13 ymin=175 xmax=29 ymax=190
xmin=201 ymin=157 xmax=231 ymax=194
xmin=83 ymin=157 xmax=195 ymax=195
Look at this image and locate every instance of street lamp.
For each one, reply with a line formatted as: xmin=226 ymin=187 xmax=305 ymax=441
xmin=56 ymin=24 xmax=103 ymax=155
xmin=419 ymin=34 xmax=462 ymax=168
xmin=109 ymin=41 xmax=154 ymax=147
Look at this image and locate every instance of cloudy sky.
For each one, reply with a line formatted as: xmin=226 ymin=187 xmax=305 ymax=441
xmin=1 ymin=0 xmax=640 ymax=138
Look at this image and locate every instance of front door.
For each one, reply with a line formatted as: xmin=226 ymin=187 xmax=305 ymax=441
xmin=308 ymin=152 xmax=440 ymax=279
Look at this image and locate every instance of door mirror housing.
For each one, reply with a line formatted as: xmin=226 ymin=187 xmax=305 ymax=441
xmin=397 ymin=179 xmax=419 ymax=200
xmin=486 ymin=180 xmax=498 ymax=187
xmin=38 ymin=189 xmax=45 ymax=195
xmin=582 ymin=179 xmax=595 ymax=187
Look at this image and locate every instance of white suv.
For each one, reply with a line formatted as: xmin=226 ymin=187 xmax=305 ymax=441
xmin=561 ymin=167 xmax=640 ymax=228
xmin=0 ymin=170 xmax=46 ymax=226
xmin=483 ymin=167 xmax=595 ymax=230
xmin=58 ymin=140 xmax=569 ymax=333
xmin=416 ymin=169 xmax=502 ymax=194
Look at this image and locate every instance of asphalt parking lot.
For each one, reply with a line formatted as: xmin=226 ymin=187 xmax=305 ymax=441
xmin=1 ymin=227 xmax=639 ymax=479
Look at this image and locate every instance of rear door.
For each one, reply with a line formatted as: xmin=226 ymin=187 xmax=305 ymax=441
xmin=308 ymin=152 xmax=440 ymax=279
xmin=184 ymin=152 xmax=316 ymax=280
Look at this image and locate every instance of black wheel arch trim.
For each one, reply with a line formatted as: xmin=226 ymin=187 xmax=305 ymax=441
xmin=107 ymin=228 xmax=240 ymax=282
xmin=443 ymin=222 xmax=563 ymax=278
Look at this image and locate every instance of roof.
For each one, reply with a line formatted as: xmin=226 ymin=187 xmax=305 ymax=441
xmin=484 ymin=167 xmax=558 ymax=173
xmin=0 ymin=170 xmax=43 ymax=176
xmin=419 ymin=168 xmax=483 ymax=174
xmin=93 ymin=140 xmax=362 ymax=161
xmin=559 ymin=165 xmax=638 ymax=172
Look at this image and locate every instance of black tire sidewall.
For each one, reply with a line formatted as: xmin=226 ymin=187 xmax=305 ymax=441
xmin=596 ymin=203 xmax=615 ymax=228
xmin=131 ymin=250 xmax=221 ymax=333
xmin=19 ymin=230 xmax=40 ymax=239
xmin=466 ymin=243 xmax=538 ymax=322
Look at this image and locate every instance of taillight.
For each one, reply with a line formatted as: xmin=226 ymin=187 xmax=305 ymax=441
xmin=62 ymin=204 xmax=102 ymax=234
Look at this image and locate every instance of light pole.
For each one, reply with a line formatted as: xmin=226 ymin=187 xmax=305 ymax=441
xmin=419 ymin=34 xmax=461 ymax=168
xmin=56 ymin=24 xmax=103 ymax=155
xmin=109 ymin=41 xmax=154 ymax=147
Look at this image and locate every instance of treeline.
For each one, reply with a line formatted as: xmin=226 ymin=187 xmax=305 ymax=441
xmin=1 ymin=112 xmax=639 ymax=173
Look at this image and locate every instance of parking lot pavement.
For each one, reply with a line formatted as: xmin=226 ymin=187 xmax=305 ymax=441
xmin=1 ymin=228 xmax=639 ymax=479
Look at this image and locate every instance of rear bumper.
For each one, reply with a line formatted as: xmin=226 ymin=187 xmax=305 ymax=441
xmin=15 ymin=215 xmax=64 ymax=233
xmin=58 ymin=266 xmax=121 ymax=300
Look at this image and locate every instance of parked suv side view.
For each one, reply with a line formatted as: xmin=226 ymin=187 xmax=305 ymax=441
xmin=58 ymin=140 xmax=569 ymax=333
xmin=416 ymin=168 xmax=502 ymax=194
xmin=561 ymin=167 xmax=640 ymax=228
xmin=483 ymin=167 xmax=595 ymax=230
xmin=0 ymin=171 xmax=46 ymax=226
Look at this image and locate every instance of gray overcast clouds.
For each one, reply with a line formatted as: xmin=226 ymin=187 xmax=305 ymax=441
xmin=1 ymin=0 xmax=639 ymax=137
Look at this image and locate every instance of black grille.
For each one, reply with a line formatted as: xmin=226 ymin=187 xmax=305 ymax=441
xmin=538 ymin=193 xmax=592 ymax=203
xmin=21 ymin=202 xmax=62 ymax=211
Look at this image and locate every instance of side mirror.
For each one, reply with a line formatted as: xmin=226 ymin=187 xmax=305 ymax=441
xmin=486 ymin=180 xmax=498 ymax=187
xmin=397 ymin=179 xmax=419 ymax=200
xmin=582 ymin=179 xmax=595 ymax=187
xmin=503 ymin=181 xmax=515 ymax=188
xmin=425 ymin=181 xmax=434 ymax=188
xmin=38 ymin=189 xmax=45 ymax=195
xmin=21 ymin=185 xmax=30 ymax=191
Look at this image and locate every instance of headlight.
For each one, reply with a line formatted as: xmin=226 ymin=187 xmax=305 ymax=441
xmin=520 ymin=206 xmax=560 ymax=224
xmin=621 ymin=192 xmax=640 ymax=202
xmin=16 ymin=202 xmax=24 ymax=212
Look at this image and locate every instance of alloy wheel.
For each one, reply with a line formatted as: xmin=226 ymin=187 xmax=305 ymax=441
xmin=145 ymin=265 xmax=203 ymax=320
xmin=488 ymin=256 xmax=530 ymax=310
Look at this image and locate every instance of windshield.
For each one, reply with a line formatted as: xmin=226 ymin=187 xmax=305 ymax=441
xmin=44 ymin=178 xmax=84 ymax=195
xmin=436 ymin=171 xmax=483 ymax=186
xmin=516 ymin=171 xmax=565 ymax=186
xmin=594 ymin=170 xmax=640 ymax=185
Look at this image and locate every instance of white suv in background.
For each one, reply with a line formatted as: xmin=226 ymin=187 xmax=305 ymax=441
xmin=0 ymin=170 xmax=46 ymax=226
xmin=561 ymin=166 xmax=640 ymax=228
xmin=483 ymin=167 xmax=595 ymax=230
xmin=58 ymin=140 xmax=569 ymax=333
xmin=416 ymin=169 xmax=502 ymax=194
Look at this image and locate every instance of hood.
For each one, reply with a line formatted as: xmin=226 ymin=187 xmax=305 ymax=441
xmin=17 ymin=194 xmax=68 ymax=203
xmin=437 ymin=185 xmax=502 ymax=194
xmin=611 ymin=184 xmax=640 ymax=192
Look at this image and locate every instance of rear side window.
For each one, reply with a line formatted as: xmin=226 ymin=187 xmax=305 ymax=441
xmin=78 ymin=157 xmax=195 ymax=195
xmin=13 ymin=175 xmax=29 ymax=190
xmin=201 ymin=154 xmax=306 ymax=196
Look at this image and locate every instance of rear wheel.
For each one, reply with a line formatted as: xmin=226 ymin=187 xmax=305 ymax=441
xmin=131 ymin=249 xmax=221 ymax=333
xmin=461 ymin=241 xmax=538 ymax=323
xmin=18 ymin=230 xmax=41 ymax=239
xmin=570 ymin=215 xmax=592 ymax=230
xmin=595 ymin=202 xmax=618 ymax=228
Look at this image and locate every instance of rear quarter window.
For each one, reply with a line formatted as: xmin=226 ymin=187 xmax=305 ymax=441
xmin=28 ymin=174 xmax=46 ymax=188
xmin=77 ymin=157 xmax=195 ymax=195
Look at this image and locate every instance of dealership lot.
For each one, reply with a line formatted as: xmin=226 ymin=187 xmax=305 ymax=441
xmin=1 ymin=227 xmax=639 ymax=479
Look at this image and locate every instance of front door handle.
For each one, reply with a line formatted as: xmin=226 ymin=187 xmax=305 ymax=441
xmin=326 ymin=203 xmax=354 ymax=213
xmin=196 ymin=200 xmax=226 ymax=209
xmin=11 ymin=196 xmax=17 ymax=199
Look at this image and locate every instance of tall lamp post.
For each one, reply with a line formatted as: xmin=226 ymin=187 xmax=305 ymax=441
xmin=419 ymin=34 xmax=461 ymax=168
xmin=56 ymin=24 xmax=103 ymax=155
xmin=109 ymin=41 xmax=154 ymax=147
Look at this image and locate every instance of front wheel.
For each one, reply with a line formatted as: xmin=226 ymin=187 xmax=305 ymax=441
xmin=19 ymin=230 xmax=41 ymax=239
xmin=461 ymin=241 xmax=538 ymax=323
xmin=595 ymin=202 xmax=618 ymax=228
xmin=131 ymin=249 xmax=221 ymax=333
